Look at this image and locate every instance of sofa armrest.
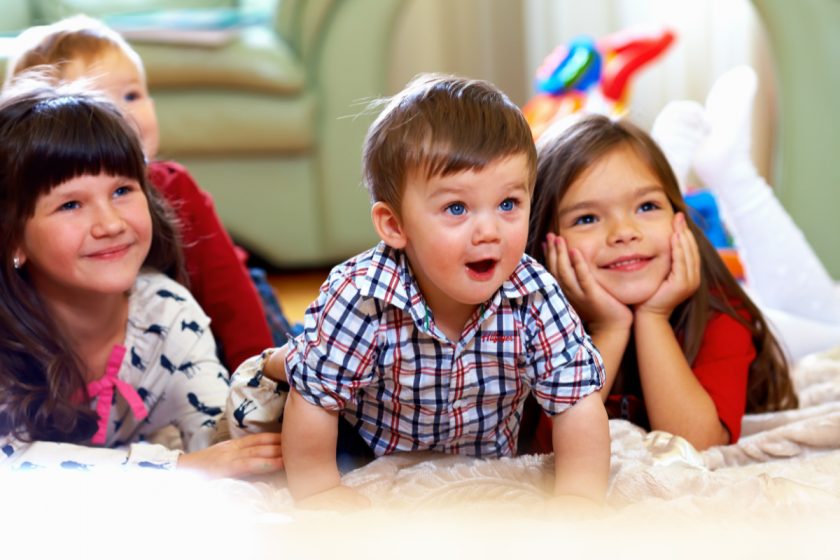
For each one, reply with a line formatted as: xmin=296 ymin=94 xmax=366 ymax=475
xmin=311 ymin=0 xmax=405 ymax=261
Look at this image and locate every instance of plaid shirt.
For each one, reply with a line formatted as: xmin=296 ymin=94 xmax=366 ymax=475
xmin=286 ymin=242 xmax=604 ymax=458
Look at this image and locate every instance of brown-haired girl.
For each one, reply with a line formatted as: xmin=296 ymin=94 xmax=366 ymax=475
xmin=524 ymin=114 xmax=797 ymax=450
xmin=0 ymin=82 xmax=282 ymax=474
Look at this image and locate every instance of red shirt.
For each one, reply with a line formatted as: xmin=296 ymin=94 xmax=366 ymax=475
xmin=148 ymin=160 xmax=272 ymax=370
xmin=520 ymin=310 xmax=755 ymax=453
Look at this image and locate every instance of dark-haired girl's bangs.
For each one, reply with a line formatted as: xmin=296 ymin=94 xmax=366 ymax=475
xmin=23 ymin=103 xmax=145 ymax=197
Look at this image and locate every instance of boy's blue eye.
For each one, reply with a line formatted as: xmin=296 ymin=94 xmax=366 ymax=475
xmin=59 ymin=201 xmax=80 ymax=211
xmin=446 ymin=203 xmax=466 ymax=216
xmin=499 ymin=198 xmax=517 ymax=212
xmin=114 ymin=185 xmax=133 ymax=197
xmin=638 ymin=201 xmax=660 ymax=213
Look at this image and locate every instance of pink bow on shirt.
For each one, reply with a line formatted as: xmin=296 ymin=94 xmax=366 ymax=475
xmin=85 ymin=345 xmax=148 ymax=445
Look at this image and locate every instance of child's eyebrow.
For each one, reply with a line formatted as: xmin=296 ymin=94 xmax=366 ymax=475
xmin=557 ymin=184 xmax=665 ymax=218
xmin=557 ymin=199 xmax=598 ymax=219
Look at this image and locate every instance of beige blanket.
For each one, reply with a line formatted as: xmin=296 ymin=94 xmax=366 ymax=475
xmin=7 ymin=348 xmax=840 ymax=559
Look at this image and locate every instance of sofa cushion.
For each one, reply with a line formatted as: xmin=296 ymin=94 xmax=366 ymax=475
xmin=135 ymin=26 xmax=304 ymax=94
xmin=154 ymin=89 xmax=315 ymax=155
xmin=32 ymin=0 xmax=236 ymax=21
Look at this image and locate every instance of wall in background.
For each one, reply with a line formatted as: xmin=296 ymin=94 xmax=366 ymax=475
xmin=389 ymin=0 xmax=775 ymax=179
xmin=386 ymin=0 xmax=838 ymax=274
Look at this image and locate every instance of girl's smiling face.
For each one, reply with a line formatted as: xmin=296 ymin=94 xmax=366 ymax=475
xmin=17 ymin=173 xmax=152 ymax=302
xmin=556 ymin=146 xmax=675 ymax=305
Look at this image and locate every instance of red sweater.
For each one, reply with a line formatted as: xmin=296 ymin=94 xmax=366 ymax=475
xmin=149 ymin=160 xmax=273 ymax=370
xmin=520 ymin=310 xmax=754 ymax=453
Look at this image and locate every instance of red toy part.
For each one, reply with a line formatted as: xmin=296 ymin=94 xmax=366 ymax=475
xmin=598 ymin=27 xmax=675 ymax=102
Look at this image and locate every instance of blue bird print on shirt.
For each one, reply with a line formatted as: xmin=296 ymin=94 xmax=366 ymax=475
xmin=130 ymin=346 xmax=146 ymax=371
xmin=160 ymin=353 xmax=176 ymax=374
xmin=138 ymin=461 xmax=169 ymax=469
xmin=177 ymin=361 xmax=198 ymax=379
xmin=61 ymin=460 xmax=91 ymax=471
xmin=143 ymin=323 xmax=168 ymax=337
xmin=187 ymin=392 xmax=222 ymax=417
xmin=181 ymin=320 xmax=204 ymax=336
xmin=156 ymin=289 xmax=186 ymax=302
xmin=233 ymin=398 xmax=257 ymax=429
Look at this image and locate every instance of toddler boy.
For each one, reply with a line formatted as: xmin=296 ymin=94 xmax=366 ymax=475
xmin=229 ymin=74 xmax=609 ymax=508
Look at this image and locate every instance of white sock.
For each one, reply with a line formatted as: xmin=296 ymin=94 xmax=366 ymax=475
xmin=651 ymin=100 xmax=708 ymax=192
xmin=693 ymin=65 xmax=840 ymax=323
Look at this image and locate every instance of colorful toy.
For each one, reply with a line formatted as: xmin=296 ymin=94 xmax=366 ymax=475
xmin=523 ymin=26 xmax=675 ymax=139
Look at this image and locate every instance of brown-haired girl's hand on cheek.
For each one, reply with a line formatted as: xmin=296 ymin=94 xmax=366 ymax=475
xmin=545 ymin=232 xmax=634 ymax=331
xmin=635 ymin=212 xmax=701 ymax=319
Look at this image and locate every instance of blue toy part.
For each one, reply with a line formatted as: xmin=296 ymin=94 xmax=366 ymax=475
xmin=684 ymin=190 xmax=731 ymax=248
xmin=535 ymin=36 xmax=602 ymax=95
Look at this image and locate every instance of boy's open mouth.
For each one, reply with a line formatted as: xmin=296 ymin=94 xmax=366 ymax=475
xmin=467 ymin=259 xmax=496 ymax=274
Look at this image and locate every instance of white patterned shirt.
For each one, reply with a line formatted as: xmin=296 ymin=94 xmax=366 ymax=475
xmin=0 ymin=272 xmax=229 ymax=471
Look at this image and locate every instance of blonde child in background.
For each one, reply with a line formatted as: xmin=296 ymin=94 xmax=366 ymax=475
xmin=225 ymin=74 xmax=609 ymax=510
xmin=0 ymin=83 xmax=283 ymax=474
xmin=5 ymin=15 xmax=289 ymax=371
xmin=523 ymin=114 xmax=797 ymax=453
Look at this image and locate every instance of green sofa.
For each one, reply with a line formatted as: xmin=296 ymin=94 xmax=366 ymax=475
xmin=752 ymin=0 xmax=840 ymax=277
xmin=0 ymin=0 xmax=404 ymax=268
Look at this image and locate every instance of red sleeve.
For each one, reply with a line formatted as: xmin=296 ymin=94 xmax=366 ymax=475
xmin=691 ymin=311 xmax=755 ymax=443
xmin=148 ymin=160 xmax=273 ymax=370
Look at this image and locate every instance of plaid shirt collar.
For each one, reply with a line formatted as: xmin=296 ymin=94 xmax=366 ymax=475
xmin=355 ymin=242 xmax=551 ymax=335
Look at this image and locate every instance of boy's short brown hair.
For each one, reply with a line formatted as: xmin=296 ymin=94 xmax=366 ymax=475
xmin=362 ymin=73 xmax=536 ymax=215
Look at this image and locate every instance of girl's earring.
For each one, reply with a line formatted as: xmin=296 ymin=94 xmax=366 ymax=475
xmin=12 ymin=256 xmax=20 ymax=269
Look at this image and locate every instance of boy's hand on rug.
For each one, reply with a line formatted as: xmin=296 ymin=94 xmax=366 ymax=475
xmin=178 ymin=432 xmax=284 ymax=478
xmin=295 ymin=485 xmax=371 ymax=512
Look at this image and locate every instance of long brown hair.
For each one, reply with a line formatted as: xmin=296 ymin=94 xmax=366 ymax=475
xmin=526 ymin=114 xmax=797 ymax=413
xmin=0 ymin=82 xmax=184 ymax=442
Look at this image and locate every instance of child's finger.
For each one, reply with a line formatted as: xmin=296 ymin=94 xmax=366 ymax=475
xmin=554 ymin=236 xmax=584 ymax=297
xmin=544 ymin=233 xmax=561 ymax=278
xmin=234 ymin=431 xmax=283 ymax=448
xmin=569 ymin=245 xmax=598 ymax=296
xmin=681 ymin=220 xmax=701 ymax=286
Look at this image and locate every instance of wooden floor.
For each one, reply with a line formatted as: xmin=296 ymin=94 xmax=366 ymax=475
xmin=267 ymin=268 xmax=331 ymax=323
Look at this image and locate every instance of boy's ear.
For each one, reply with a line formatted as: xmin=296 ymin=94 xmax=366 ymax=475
xmin=371 ymin=201 xmax=407 ymax=249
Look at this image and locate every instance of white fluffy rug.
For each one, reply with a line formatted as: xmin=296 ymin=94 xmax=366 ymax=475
xmin=5 ymin=347 xmax=840 ymax=559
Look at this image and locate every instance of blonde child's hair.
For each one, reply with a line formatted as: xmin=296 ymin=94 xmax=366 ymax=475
xmin=527 ymin=114 xmax=797 ymax=413
xmin=362 ymin=73 xmax=536 ymax=216
xmin=4 ymin=15 xmax=145 ymax=87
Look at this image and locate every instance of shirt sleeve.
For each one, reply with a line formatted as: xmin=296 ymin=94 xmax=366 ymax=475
xmin=524 ymin=284 xmax=605 ymax=415
xmin=0 ymin=435 xmax=180 ymax=471
xmin=149 ymin=160 xmax=273 ymax=370
xmin=691 ymin=312 xmax=754 ymax=443
xmin=225 ymin=351 xmax=287 ymax=438
xmin=285 ymin=274 xmax=379 ymax=412
xmin=154 ymin=312 xmax=231 ymax=453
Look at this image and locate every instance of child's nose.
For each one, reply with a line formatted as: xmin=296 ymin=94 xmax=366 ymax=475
xmin=607 ymin=218 xmax=641 ymax=244
xmin=472 ymin=212 xmax=501 ymax=244
xmin=91 ymin=204 xmax=127 ymax=237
